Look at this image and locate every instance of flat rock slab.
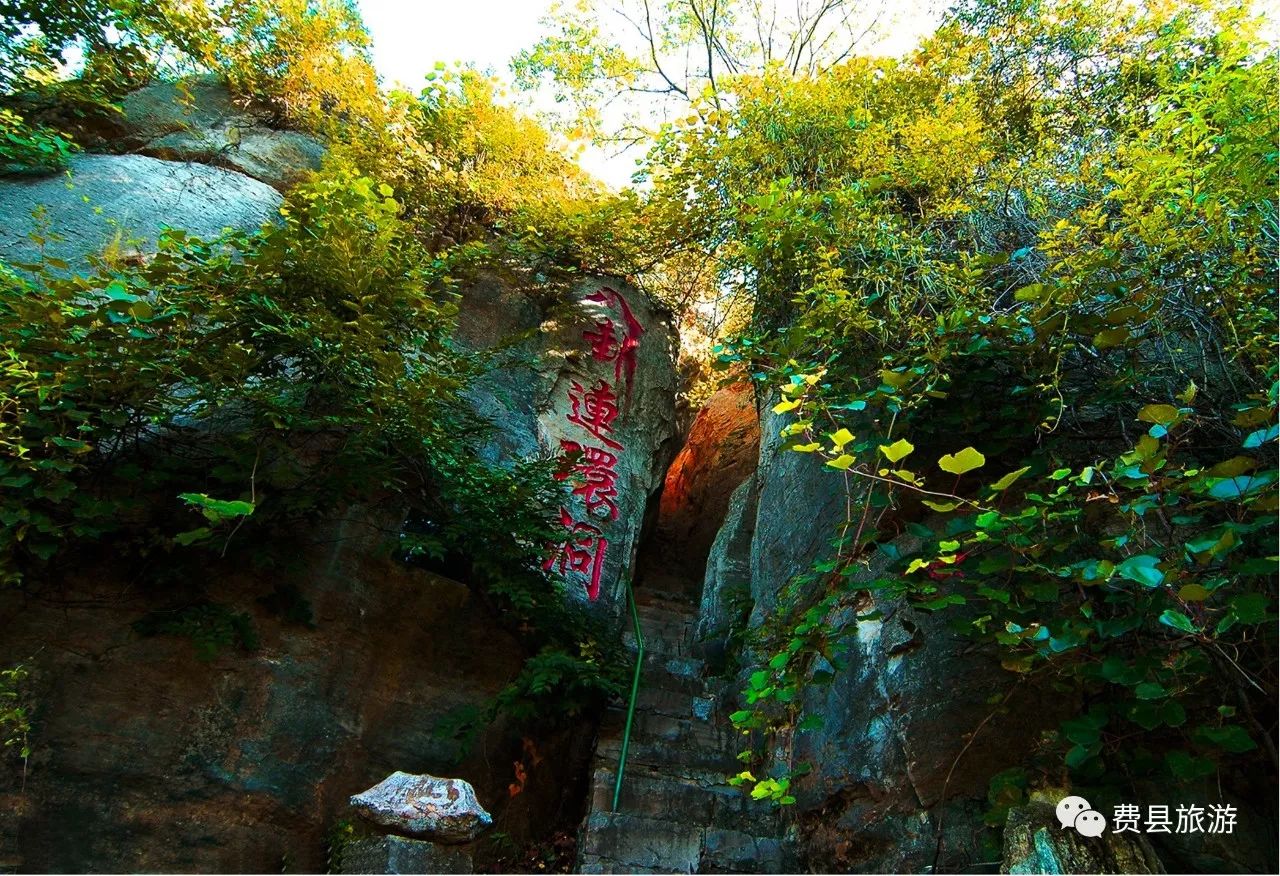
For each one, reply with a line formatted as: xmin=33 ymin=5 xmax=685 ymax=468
xmin=350 ymin=772 xmax=492 ymax=844
xmin=336 ymin=835 xmax=472 ymax=874
xmin=0 ymin=154 xmax=281 ymax=272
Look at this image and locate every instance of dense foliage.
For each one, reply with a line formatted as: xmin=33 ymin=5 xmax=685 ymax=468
xmin=0 ymin=0 xmax=645 ymax=737
xmin=625 ymin=0 xmax=1277 ymax=813
xmin=1 ymin=0 xmax=1275 ymax=847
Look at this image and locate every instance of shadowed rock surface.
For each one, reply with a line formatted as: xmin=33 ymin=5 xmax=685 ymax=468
xmin=1002 ymin=802 xmax=1163 ymax=874
xmin=336 ymin=835 xmax=474 ymax=875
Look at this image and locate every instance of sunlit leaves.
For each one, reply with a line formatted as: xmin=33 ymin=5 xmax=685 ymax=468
xmin=937 ymin=446 xmax=985 ymax=475
xmin=988 ymin=466 xmax=1030 ymax=491
xmin=828 ymin=428 xmax=854 ymax=448
xmin=879 ymin=438 xmax=914 ymax=463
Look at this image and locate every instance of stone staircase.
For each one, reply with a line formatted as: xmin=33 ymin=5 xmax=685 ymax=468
xmin=577 ymin=588 xmax=790 ymax=874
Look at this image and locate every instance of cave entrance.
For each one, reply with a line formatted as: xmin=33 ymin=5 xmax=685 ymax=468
xmin=631 ymin=382 xmax=761 ymax=605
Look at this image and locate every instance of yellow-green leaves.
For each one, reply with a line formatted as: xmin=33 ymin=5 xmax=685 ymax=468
xmin=938 ymin=446 xmax=986 ymax=475
xmin=792 ymin=442 xmax=821 ymax=453
xmin=1093 ymin=327 xmax=1130 ymax=349
xmin=879 ymin=438 xmax=914 ymax=463
xmin=772 ymin=398 xmax=800 ymax=414
xmin=829 ymin=428 xmax=854 ymax=448
xmin=879 ymin=369 xmax=911 ymax=390
xmin=989 ymin=466 xmax=1031 ymax=492
xmin=1137 ymin=404 xmax=1181 ymax=427
xmin=826 ymin=454 xmax=855 ymax=471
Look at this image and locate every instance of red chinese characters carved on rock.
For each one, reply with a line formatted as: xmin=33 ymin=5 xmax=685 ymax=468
xmin=584 ymin=287 xmax=644 ymax=400
xmin=546 ymin=287 xmax=643 ymax=601
xmin=566 ymin=379 xmax=623 ymax=450
xmin=558 ymin=439 xmax=619 ymax=521
xmin=542 ymin=508 xmax=608 ymax=601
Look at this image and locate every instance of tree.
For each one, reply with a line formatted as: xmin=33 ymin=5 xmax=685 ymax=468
xmin=513 ymin=0 xmax=894 ymax=143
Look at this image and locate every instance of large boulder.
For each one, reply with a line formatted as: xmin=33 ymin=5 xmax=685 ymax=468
xmin=0 ymin=153 xmax=280 ymax=271
xmin=350 ymin=772 xmax=492 ymax=843
xmin=108 ymin=76 xmax=324 ymax=191
xmin=456 ymin=274 xmax=679 ymax=613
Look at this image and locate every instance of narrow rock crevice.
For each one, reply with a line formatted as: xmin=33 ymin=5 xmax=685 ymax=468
xmin=576 ymin=382 xmax=784 ymax=874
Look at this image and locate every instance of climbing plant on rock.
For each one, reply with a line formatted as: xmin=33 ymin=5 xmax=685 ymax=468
xmin=675 ymin=0 xmax=1278 ymax=805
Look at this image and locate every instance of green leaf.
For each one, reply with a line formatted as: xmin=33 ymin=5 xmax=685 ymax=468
xmin=1158 ymin=610 xmax=1197 ymax=634
xmin=1116 ymin=554 xmax=1164 ymax=588
xmin=102 ymin=280 xmax=139 ymax=303
xmin=879 ymin=369 xmax=911 ymax=389
xmin=1093 ymin=327 xmax=1130 ymax=349
xmin=1206 ymin=473 xmax=1273 ymax=500
xmin=938 ymin=447 xmax=986 ymax=475
xmin=1195 ymin=725 xmax=1256 ymax=753
xmin=989 ymin=466 xmax=1031 ymax=491
xmin=1228 ymin=593 xmax=1269 ymax=624
xmin=179 ymin=493 xmax=255 ymax=523
xmin=879 ymin=438 xmax=914 ymax=463
xmin=1242 ymin=424 xmax=1279 ymax=448
xmin=1177 ymin=584 xmax=1210 ymax=602
xmin=1165 ymin=751 xmax=1215 ymax=780
xmin=1137 ymin=404 xmax=1181 ymax=427
xmin=1134 ymin=682 xmax=1168 ymax=700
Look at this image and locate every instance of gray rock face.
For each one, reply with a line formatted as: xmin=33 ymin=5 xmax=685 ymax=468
xmin=1002 ymin=801 xmax=1163 ymax=874
xmin=0 ymin=153 xmax=280 ymax=271
xmin=746 ymin=398 xmax=853 ymax=624
xmin=112 ymin=76 xmax=324 ymax=191
xmin=697 ymin=475 xmax=758 ymax=645
xmin=456 ymin=274 xmax=678 ymax=613
xmin=695 ymin=394 xmax=1072 ymax=871
xmin=336 ymin=835 xmax=473 ymax=874
xmin=350 ymin=772 xmax=493 ymax=843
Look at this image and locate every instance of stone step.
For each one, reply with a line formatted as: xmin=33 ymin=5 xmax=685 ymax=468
xmin=578 ymin=810 xmax=787 ymax=875
xmin=599 ymin=710 xmax=729 ymax=757
xmin=623 ymin=623 xmax=692 ymax=657
xmin=588 ymin=768 xmax=714 ymax=824
xmin=633 ymin=587 xmax=698 ymax=611
xmin=579 ymin=811 xmax=704 ymax=874
xmin=598 ymin=691 xmax=716 ymax=730
xmin=589 ymin=769 xmax=785 ymax=837
xmin=596 ymin=730 xmax=740 ymax=774
xmin=632 ymin=605 xmax=696 ymax=636
xmin=700 ymin=827 xmax=788 ymax=874
xmin=635 ymin=685 xmax=715 ymax=719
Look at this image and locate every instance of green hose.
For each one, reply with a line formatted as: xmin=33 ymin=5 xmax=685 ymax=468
xmin=611 ymin=577 xmax=644 ymax=812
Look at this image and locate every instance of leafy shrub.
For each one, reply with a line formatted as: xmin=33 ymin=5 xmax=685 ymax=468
xmin=659 ymin=0 xmax=1277 ymax=805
